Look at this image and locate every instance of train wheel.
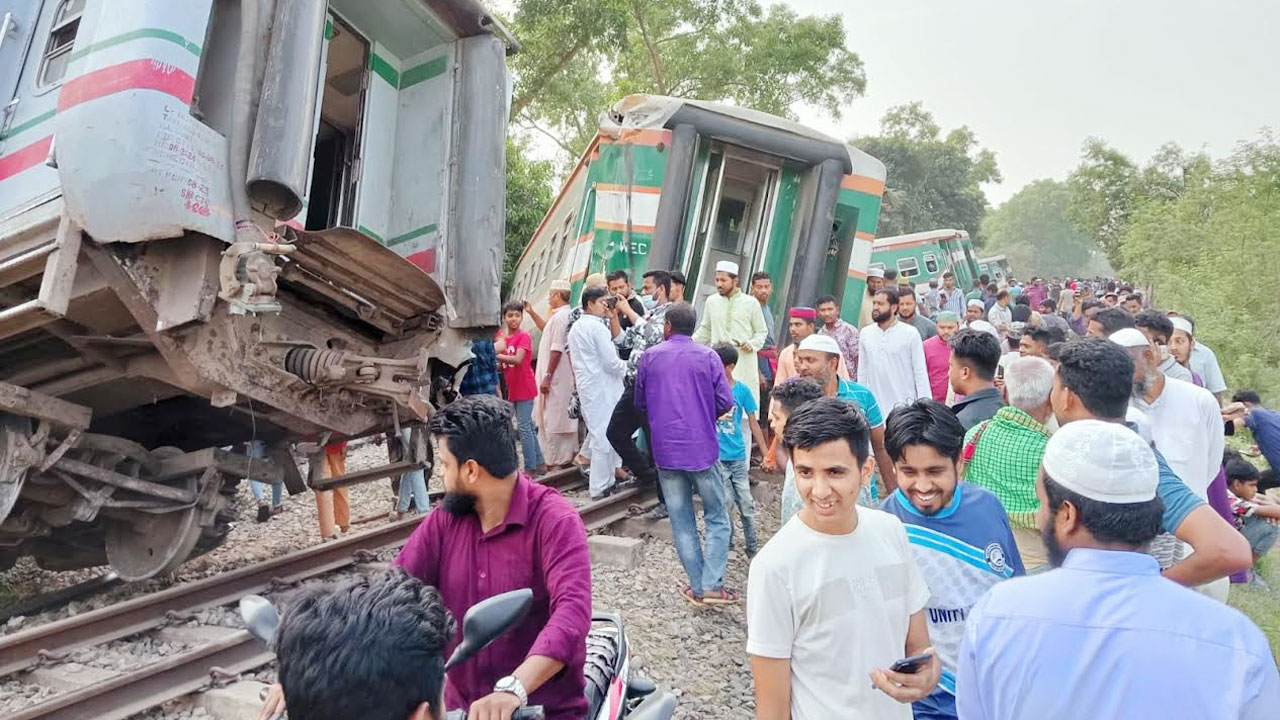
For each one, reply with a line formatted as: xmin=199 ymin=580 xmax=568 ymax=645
xmin=0 ymin=414 xmax=33 ymax=525
xmin=103 ymin=447 xmax=203 ymax=581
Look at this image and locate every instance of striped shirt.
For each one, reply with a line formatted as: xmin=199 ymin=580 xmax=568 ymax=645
xmin=962 ymin=406 xmax=1049 ymax=530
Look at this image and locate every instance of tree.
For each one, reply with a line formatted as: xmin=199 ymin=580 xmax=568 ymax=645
xmin=851 ymin=102 xmax=1001 ymax=242
xmin=979 ymin=179 xmax=1108 ymax=278
xmin=508 ymin=0 xmax=867 ymax=162
xmin=503 ymin=138 xmax=556 ymax=296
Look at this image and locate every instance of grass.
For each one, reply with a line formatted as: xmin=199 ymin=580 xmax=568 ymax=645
xmin=1229 ymin=554 xmax=1280 ymax=657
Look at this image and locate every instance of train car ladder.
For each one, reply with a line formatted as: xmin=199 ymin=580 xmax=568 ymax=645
xmin=0 ymin=215 xmax=81 ymax=342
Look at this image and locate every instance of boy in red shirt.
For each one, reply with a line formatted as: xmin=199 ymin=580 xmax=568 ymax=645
xmin=497 ymin=301 xmax=547 ymax=475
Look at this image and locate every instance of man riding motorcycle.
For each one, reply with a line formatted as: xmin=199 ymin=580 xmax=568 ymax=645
xmin=261 ymin=395 xmax=593 ymax=720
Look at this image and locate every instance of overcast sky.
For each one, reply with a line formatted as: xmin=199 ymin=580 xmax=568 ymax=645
xmin=786 ymin=0 xmax=1280 ymax=204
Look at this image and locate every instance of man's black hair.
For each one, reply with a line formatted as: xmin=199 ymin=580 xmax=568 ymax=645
xmin=665 ymin=301 xmax=697 ymax=336
xmin=1055 ymin=339 xmax=1135 ymax=419
xmin=942 ymin=270 xmax=954 ymax=279
xmin=1039 ymin=298 xmax=1057 ymax=312
xmin=884 ymin=268 xmax=898 ymax=281
xmin=815 ymin=294 xmax=838 ymax=307
xmin=1081 ymin=298 xmax=1102 ymax=313
xmin=1125 ymin=293 xmax=1143 ymax=304
xmin=874 ymin=287 xmax=900 ymax=305
xmin=501 ymin=301 xmax=524 ymax=316
xmin=670 ymin=270 xmax=687 ymax=286
xmin=1233 ymin=390 xmax=1263 ymax=405
xmin=277 ymin=568 xmax=454 ymax=720
xmin=750 ymin=271 xmax=772 ymax=285
xmin=771 ymin=378 xmax=825 ymax=414
xmin=606 ymin=269 xmax=630 ymax=284
xmin=1011 ymin=305 xmax=1032 ymax=323
xmin=1225 ymin=453 xmax=1260 ymax=483
xmin=986 ymin=283 xmax=998 ymax=294
xmin=782 ymin=396 xmax=871 ymax=466
xmin=1091 ymin=307 xmax=1135 ymax=334
xmin=1014 ymin=294 xmax=1031 ymax=306
xmin=979 ymin=274 xmax=990 ymax=285
xmin=1046 ymin=341 xmax=1067 ymax=361
xmin=428 ymin=394 xmax=518 ymax=478
xmin=1260 ymin=469 xmax=1279 ymax=493
xmin=581 ymin=285 xmax=609 ymax=310
xmin=884 ymin=399 xmax=965 ymax=463
xmin=949 ymin=329 xmax=1001 ymax=380
xmin=714 ymin=343 xmax=739 ymax=368
xmin=1134 ymin=310 xmax=1174 ymax=343
xmin=642 ymin=269 xmax=672 ymax=298
xmin=996 ymin=289 xmax=1010 ymax=301
xmin=1042 ymin=474 xmax=1164 ymax=547
xmin=898 ymin=287 xmax=917 ymax=300
xmin=1026 ymin=326 xmax=1054 ymax=347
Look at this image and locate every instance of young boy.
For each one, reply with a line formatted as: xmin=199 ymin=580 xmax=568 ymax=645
xmin=713 ymin=344 xmax=769 ymax=556
xmin=495 ymin=301 xmax=545 ymax=475
xmin=1225 ymin=453 xmax=1280 ymax=587
xmin=768 ymin=378 xmax=825 ymax=523
xmin=748 ymin=397 xmax=939 ymax=720
xmin=880 ymin=399 xmax=1024 ymax=720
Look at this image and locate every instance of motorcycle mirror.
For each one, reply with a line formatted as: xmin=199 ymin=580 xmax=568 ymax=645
xmin=240 ymin=594 xmax=280 ymax=647
xmin=444 ymin=588 xmax=533 ymax=671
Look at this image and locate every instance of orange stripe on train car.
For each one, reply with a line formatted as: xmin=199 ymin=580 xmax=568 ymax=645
xmin=841 ymin=175 xmax=886 ymax=196
xmin=847 ymin=268 xmax=869 ymax=280
xmin=595 ymin=221 xmax=656 ymax=234
xmin=855 ymin=231 xmax=875 ymax=241
xmin=594 ymin=183 xmax=663 ymax=194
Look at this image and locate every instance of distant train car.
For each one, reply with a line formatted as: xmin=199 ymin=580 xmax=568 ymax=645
xmin=870 ymin=229 xmax=980 ymax=291
xmin=511 ymin=95 xmax=887 ymax=327
xmin=977 ymin=254 xmax=1012 ymax=283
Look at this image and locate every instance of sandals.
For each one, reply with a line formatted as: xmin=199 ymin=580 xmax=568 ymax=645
xmin=701 ymin=588 xmax=741 ymax=606
xmin=681 ymin=586 xmax=704 ymax=607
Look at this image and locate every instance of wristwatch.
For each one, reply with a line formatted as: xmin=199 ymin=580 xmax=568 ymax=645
xmin=494 ymin=676 xmax=528 ymax=706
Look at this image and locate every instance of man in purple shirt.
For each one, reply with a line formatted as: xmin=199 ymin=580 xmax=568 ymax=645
xmin=395 ymin=395 xmax=592 ymax=720
xmin=635 ymin=302 xmax=738 ymax=606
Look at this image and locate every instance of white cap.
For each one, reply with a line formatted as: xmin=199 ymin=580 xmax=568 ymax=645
xmin=1108 ymin=328 xmax=1150 ymax=349
xmin=1170 ymin=316 xmax=1194 ymax=336
xmin=549 ymin=278 xmax=571 ymax=292
xmin=968 ymin=319 xmax=1001 ymax=342
xmin=867 ymin=267 xmax=885 ymax=279
xmin=715 ymin=260 xmax=739 ymax=276
xmin=797 ymin=334 xmax=841 ymax=356
xmin=967 ymin=299 xmax=984 ymax=309
xmin=1042 ymin=419 xmax=1158 ymax=503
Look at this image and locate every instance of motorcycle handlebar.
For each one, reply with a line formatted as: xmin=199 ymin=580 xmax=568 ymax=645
xmin=444 ymin=706 xmax=544 ymax=720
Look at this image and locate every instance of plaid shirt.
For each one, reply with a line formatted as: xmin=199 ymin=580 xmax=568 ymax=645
xmin=459 ymin=339 xmax=500 ymax=396
xmin=615 ymin=302 xmax=670 ymax=386
xmin=963 ymin=405 xmax=1049 ymax=530
xmin=820 ymin=320 xmax=860 ymax=376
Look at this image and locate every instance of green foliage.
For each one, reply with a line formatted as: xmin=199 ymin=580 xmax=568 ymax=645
xmin=508 ymin=0 xmax=866 ymax=161
xmin=1114 ymin=135 xmax=1280 ymax=400
xmin=503 ymin=138 xmax=556 ymax=296
xmin=980 ymin=179 xmax=1109 ymax=278
xmin=852 ymin=102 xmax=1000 ymax=243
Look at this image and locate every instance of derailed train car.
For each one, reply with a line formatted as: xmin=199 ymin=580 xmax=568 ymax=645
xmin=0 ymin=0 xmax=513 ymax=578
xmin=511 ymin=94 xmax=887 ymax=325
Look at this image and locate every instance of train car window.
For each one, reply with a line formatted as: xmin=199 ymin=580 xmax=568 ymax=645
xmin=897 ymin=257 xmax=920 ymax=278
xmin=38 ymin=0 xmax=86 ymax=87
xmin=557 ymin=213 xmax=575 ymax=268
xmin=924 ymin=254 xmax=939 ymax=274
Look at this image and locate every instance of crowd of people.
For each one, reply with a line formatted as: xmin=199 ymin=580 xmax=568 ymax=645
xmin=257 ymin=266 xmax=1280 ymax=720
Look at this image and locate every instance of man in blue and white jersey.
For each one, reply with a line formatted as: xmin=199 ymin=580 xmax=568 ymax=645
xmin=881 ymin=399 xmax=1024 ymax=720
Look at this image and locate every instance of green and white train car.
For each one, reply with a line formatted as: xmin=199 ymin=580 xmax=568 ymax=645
xmin=512 ymin=95 xmax=887 ymax=325
xmin=869 ymin=229 xmax=980 ymax=291
xmin=976 ymin=254 xmax=1012 ymax=283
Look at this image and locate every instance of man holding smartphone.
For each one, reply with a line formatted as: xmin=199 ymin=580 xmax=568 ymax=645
xmin=748 ymin=398 xmax=939 ymax=720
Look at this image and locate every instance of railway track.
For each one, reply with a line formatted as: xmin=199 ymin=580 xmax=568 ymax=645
xmin=0 ymin=467 xmax=655 ymax=720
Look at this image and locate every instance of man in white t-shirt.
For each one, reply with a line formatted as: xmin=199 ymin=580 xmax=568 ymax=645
xmin=748 ymin=397 xmax=938 ymax=720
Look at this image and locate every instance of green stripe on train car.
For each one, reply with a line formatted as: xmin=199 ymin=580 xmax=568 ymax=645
xmin=370 ymin=53 xmax=400 ymax=87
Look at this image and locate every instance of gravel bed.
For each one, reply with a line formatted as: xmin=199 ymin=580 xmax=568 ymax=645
xmin=0 ymin=440 xmax=440 ymax=635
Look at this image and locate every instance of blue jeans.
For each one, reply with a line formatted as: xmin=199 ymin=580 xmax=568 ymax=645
xmin=514 ymin=399 xmax=544 ymax=472
xmin=397 ymin=428 xmax=431 ymax=513
xmin=658 ymin=466 xmax=731 ymax=595
xmin=717 ymin=458 xmax=757 ymax=552
xmin=245 ymin=440 xmax=282 ymax=506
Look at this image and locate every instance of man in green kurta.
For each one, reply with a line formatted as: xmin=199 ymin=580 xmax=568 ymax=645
xmin=693 ymin=261 xmax=768 ymax=404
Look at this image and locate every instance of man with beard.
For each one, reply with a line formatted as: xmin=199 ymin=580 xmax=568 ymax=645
xmin=693 ymin=261 xmax=768 ymax=404
xmin=923 ymin=312 xmax=960 ymax=402
xmin=964 ymin=299 xmax=985 ymax=327
xmin=898 ymin=288 xmax=938 ymax=340
xmin=937 ymin=271 xmax=966 ymax=315
xmin=1133 ymin=310 xmax=1193 ymax=383
xmin=393 ymin=396 xmax=591 ymax=720
xmin=956 ymin=420 xmax=1279 ymax=720
xmin=858 ymin=288 xmax=931 ymax=412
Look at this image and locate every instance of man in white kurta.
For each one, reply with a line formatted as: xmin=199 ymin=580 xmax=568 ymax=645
xmin=567 ymin=288 xmax=627 ymax=498
xmin=858 ymin=288 xmax=932 ymax=412
xmin=534 ymin=281 xmax=578 ymax=467
xmin=692 ymin=261 xmax=768 ymax=404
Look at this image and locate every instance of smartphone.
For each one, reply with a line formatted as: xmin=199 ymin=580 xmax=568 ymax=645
xmin=889 ymin=652 xmax=934 ymax=674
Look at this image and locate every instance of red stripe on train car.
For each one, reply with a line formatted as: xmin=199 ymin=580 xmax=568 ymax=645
xmin=407 ymin=248 xmax=436 ymax=274
xmin=0 ymin=136 xmax=53 ymax=182
xmin=58 ymin=58 xmax=196 ymax=112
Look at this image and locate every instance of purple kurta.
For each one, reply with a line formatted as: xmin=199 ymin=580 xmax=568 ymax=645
xmin=634 ymin=335 xmax=734 ymax=471
xmin=394 ymin=475 xmax=591 ymax=720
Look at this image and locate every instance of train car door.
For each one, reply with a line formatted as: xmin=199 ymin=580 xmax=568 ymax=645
xmin=685 ymin=144 xmax=780 ymax=309
xmin=305 ymin=15 xmax=366 ymax=230
xmin=0 ymin=1 xmax=44 ymax=107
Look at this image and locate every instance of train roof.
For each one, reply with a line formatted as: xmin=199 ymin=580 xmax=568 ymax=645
xmin=872 ymin=228 xmax=968 ymax=249
xmin=978 ymin=254 xmax=1008 ymax=263
xmin=603 ymin=94 xmax=885 ymax=180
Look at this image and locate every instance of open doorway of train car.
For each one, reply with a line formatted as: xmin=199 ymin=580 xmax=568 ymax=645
xmin=684 ymin=145 xmax=782 ymax=308
xmin=305 ymin=16 xmax=367 ymax=230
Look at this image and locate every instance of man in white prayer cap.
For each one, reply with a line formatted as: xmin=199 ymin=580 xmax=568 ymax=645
xmin=956 ymin=420 xmax=1280 ymax=720
xmin=858 ymin=266 xmax=886 ymax=328
xmin=693 ymin=260 xmax=768 ymax=404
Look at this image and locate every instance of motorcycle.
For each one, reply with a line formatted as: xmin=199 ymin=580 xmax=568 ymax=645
xmin=240 ymin=590 xmax=676 ymax=720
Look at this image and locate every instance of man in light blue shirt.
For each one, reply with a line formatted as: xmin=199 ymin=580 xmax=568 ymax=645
xmin=956 ymin=420 xmax=1279 ymax=720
